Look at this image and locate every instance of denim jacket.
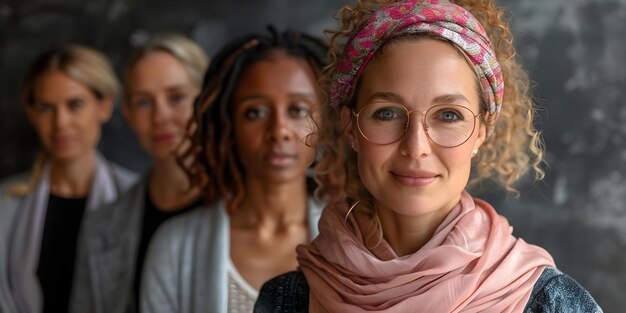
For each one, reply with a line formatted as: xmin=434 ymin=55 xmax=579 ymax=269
xmin=254 ymin=267 xmax=603 ymax=313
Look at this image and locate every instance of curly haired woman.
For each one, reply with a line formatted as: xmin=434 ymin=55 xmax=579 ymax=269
xmin=255 ymin=1 xmax=603 ymax=312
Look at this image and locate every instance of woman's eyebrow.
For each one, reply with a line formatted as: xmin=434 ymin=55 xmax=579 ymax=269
xmin=234 ymin=94 xmax=268 ymax=102
xmin=289 ymin=92 xmax=317 ymax=99
xmin=366 ymin=91 xmax=404 ymax=103
xmin=432 ymin=93 xmax=471 ymax=105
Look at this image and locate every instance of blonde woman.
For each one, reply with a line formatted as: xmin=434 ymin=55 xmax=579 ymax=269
xmin=0 ymin=45 xmax=137 ymax=313
xmin=70 ymin=33 xmax=208 ymax=313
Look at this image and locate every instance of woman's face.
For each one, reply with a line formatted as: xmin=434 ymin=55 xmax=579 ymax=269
xmin=347 ymin=39 xmax=486 ymax=219
xmin=123 ymin=51 xmax=199 ymax=160
xmin=26 ymin=70 xmax=112 ymax=163
xmin=232 ymin=51 xmax=319 ymax=185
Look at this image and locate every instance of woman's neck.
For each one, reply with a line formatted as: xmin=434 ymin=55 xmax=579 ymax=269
xmin=228 ymin=177 xmax=311 ymax=291
xmin=49 ymin=152 xmax=96 ymax=198
xmin=148 ymin=157 xmax=200 ymax=212
xmin=376 ymin=198 xmax=459 ymax=257
xmin=231 ymin=177 xmax=308 ymax=231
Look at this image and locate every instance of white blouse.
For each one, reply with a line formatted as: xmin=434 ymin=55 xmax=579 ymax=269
xmin=227 ymin=257 xmax=258 ymax=313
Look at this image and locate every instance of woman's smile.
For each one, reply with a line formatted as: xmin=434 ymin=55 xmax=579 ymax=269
xmin=390 ymin=169 xmax=439 ymax=187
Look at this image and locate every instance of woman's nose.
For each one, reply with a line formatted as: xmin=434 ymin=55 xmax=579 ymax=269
xmin=267 ymin=112 xmax=293 ymax=142
xmin=53 ymin=107 xmax=71 ymax=129
xmin=151 ymin=98 xmax=171 ymax=124
xmin=399 ymin=115 xmax=432 ymax=159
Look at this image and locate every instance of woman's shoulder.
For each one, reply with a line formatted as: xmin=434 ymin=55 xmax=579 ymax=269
xmin=0 ymin=172 xmax=31 ymax=224
xmin=0 ymin=171 xmax=30 ymax=195
xmin=0 ymin=172 xmax=31 ymax=246
xmin=255 ymin=271 xmax=310 ymax=313
xmin=525 ymin=267 xmax=603 ymax=313
xmin=81 ymin=177 xmax=147 ymax=236
xmin=141 ymin=201 xmax=228 ymax=309
xmin=141 ymin=201 xmax=227 ymax=301
xmin=105 ymin=160 xmax=139 ymax=191
xmin=149 ymin=201 xmax=224 ymax=249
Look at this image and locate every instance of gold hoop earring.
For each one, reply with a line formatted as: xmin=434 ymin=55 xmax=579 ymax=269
xmin=344 ymin=199 xmax=363 ymax=223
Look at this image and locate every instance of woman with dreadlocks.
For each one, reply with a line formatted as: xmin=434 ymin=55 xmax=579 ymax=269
xmin=140 ymin=27 xmax=327 ymax=313
xmin=255 ymin=0 xmax=602 ymax=312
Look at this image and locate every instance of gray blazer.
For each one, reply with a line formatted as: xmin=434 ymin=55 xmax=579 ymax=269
xmin=140 ymin=198 xmax=324 ymax=313
xmin=70 ymin=177 xmax=149 ymax=313
xmin=0 ymin=156 xmax=136 ymax=313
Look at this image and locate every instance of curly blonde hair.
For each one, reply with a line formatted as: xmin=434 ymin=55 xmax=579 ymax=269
xmin=314 ymin=0 xmax=544 ymax=206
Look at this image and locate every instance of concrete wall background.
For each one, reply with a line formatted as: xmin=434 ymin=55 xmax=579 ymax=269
xmin=496 ymin=0 xmax=626 ymax=310
xmin=1 ymin=0 xmax=624 ymax=311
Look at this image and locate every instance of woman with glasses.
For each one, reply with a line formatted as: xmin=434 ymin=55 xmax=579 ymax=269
xmin=256 ymin=0 xmax=603 ymax=312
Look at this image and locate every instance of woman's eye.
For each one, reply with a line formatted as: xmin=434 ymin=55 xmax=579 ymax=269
xmin=288 ymin=105 xmax=310 ymax=118
xmin=33 ymin=103 xmax=53 ymax=113
xmin=244 ymin=107 xmax=269 ymax=120
xmin=168 ymin=93 xmax=187 ymax=105
xmin=440 ymin=110 xmax=462 ymax=122
xmin=373 ymin=107 xmax=400 ymax=121
xmin=68 ymin=99 xmax=85 ymax=110
xmin=133 ymin=98 xmax=152 ymax=108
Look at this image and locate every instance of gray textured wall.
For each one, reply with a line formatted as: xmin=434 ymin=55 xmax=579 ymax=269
xmin=497 ymin=0 xmax=626 ymax=310
xmin=1 ymin=0 xmax=624 ymax=311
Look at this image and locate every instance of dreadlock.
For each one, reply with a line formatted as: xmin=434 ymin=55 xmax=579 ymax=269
xmin=178 ymin=26 xmax=327 ymax=213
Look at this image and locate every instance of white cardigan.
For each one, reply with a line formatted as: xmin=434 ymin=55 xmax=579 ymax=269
xmin=140 ymin=198 xmax=323 ymax=313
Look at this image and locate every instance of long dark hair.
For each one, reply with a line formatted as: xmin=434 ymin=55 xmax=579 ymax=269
xmin=178 ymin=26 xmax=327 ymax=212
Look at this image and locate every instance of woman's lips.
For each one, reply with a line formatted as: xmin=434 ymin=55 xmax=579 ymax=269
xmin=53 ymin=136 xmax=73 ymax=147
xmin=153 ymin=134 xmax=176 ymax=143
xmin=391 ymin=170 xmax=438 ymax=187
xmin=266 ymin=152 xmax=297 ymax=167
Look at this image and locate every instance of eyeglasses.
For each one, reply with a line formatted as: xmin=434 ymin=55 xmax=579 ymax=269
xmin=353 ymin=103 xmax=480 ymax=147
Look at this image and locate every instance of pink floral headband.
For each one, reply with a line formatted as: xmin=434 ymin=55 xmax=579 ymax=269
xmin=329 ymin=0 xmax=504 ymax=133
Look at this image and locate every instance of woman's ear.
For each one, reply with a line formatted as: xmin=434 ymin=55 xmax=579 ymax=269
xmin=473 ymin=122 xmax=487 ymax=153
xmin=340 ymin=106 xmax=357 ymax=149
xmin=98 ymin=97 xmax=114 ymax=123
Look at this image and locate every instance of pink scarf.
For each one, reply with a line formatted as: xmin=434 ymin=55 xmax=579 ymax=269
xmin=297 ymin=191 xmax=555 ymax=312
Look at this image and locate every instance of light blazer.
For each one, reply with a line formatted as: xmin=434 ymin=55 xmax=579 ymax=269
xmin=0 ymin=154 xmax=136 ymax=313
xmin=140 ymin=198 xmax=324 ymax=313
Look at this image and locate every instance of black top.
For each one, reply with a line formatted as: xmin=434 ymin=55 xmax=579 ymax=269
xmin=37 ymin=194 xmax=87 ymax=313
xmin=133 ymin=191 xmax=201 ymax=310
